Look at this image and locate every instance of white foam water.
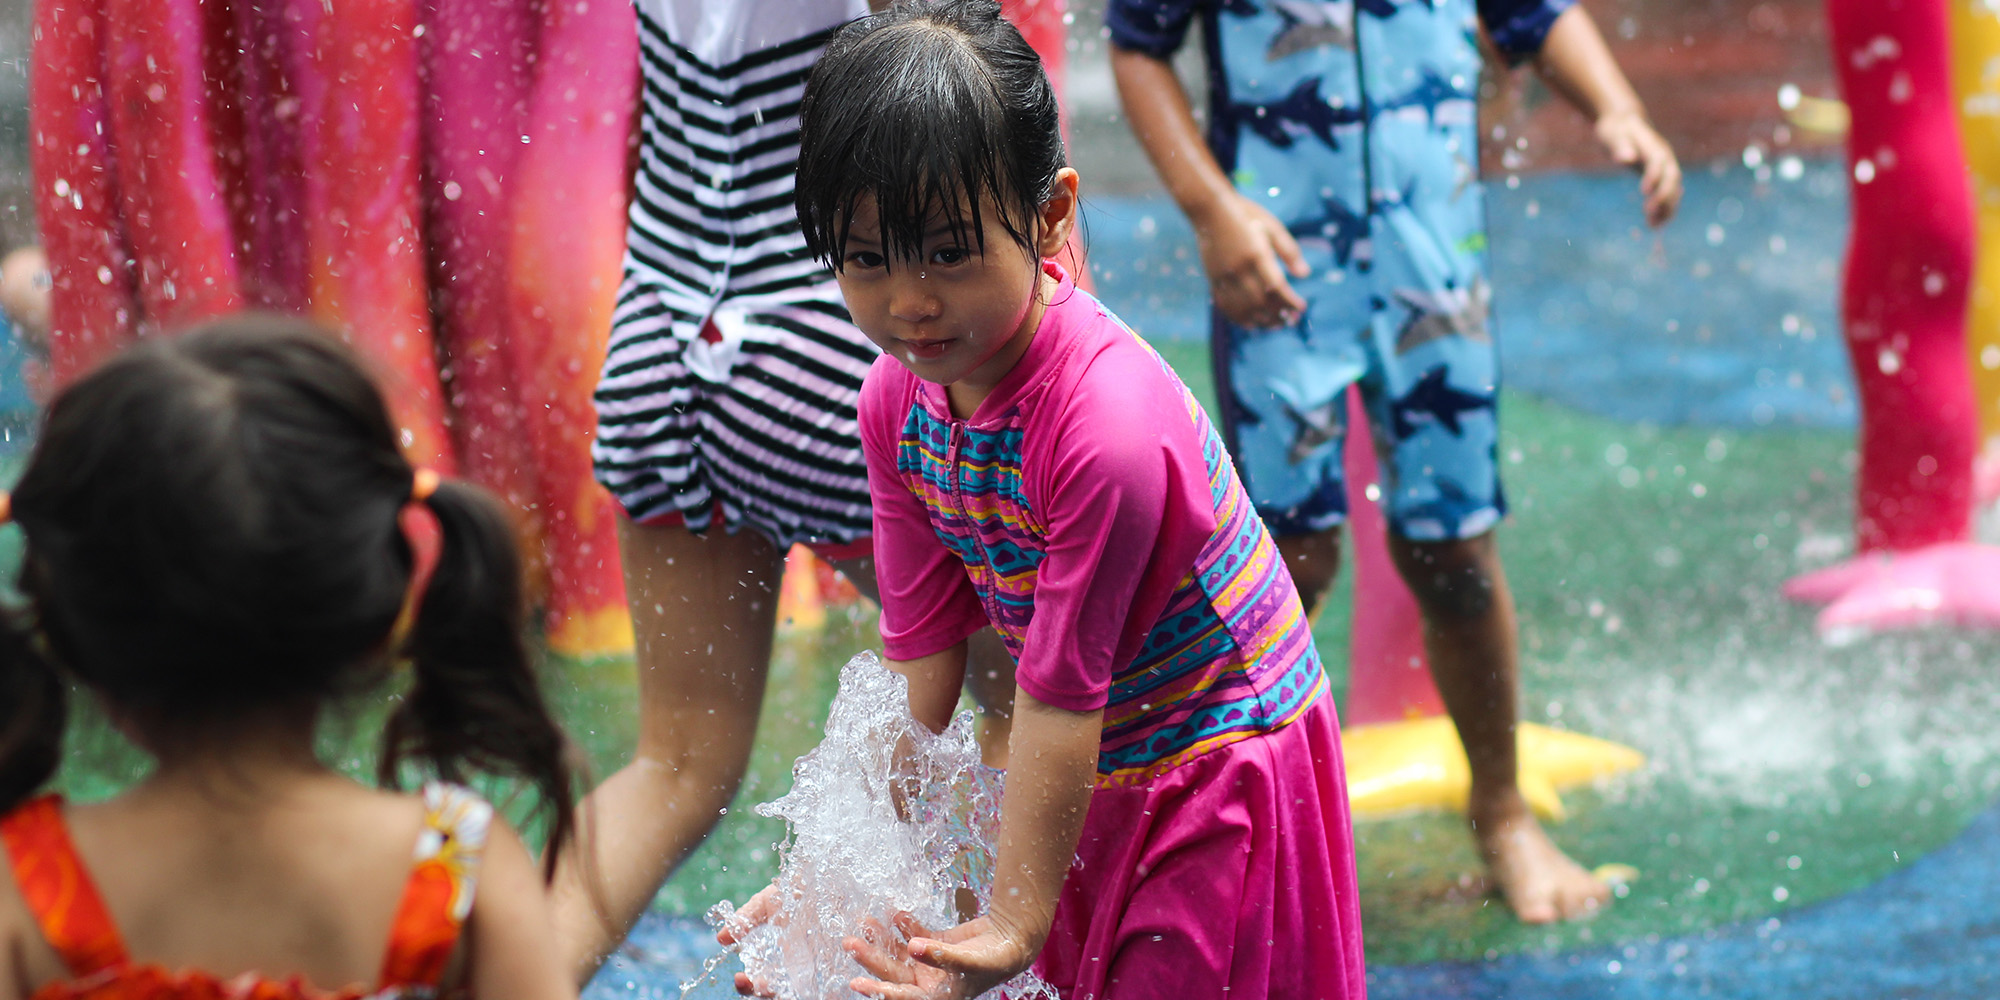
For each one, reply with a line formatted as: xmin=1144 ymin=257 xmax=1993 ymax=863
xmin=693 ymin=652 xmax=1057 ymax=1000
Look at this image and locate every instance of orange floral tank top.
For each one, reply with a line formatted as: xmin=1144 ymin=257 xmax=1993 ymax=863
xmin=0 ymin=783 xmax=494 ymax=1000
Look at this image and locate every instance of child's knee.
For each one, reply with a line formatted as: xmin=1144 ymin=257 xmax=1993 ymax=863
xmin=1392 ymin=536 xmax=1499 ymax=622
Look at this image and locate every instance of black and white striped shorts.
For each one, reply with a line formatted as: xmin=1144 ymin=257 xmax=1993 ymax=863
xmin=591 ymin=276 xmax=879 ymax=549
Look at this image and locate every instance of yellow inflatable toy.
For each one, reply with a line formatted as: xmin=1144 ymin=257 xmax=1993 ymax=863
xmin=1341 ymin=716 xmax=1647 ymax=822
xmin=1952 ymin=0 xmax=2000 ymax=465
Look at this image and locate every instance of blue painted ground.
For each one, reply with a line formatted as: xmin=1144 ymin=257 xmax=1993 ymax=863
xmin=1082 ymin=155 xmax=1856 ymax=430
xmin=589 ymin=794 xmax=2000 ymax=1000
xmin=0 ymin=315 xmax=35 ymax=454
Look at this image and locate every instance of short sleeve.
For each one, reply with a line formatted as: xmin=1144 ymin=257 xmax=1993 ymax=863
xmin=1106 ymin=0 xmax=1204 ymax=58
xmin=1013 ymin=362 xmax=1211 ymax=712
xmin=1478 ymin=0 xmax=1576 ymax=60
xmin=859 ymin=362 xmax=989 ymax=661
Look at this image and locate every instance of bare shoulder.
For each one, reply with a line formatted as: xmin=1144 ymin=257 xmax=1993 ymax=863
xmin=461 ymin=817 xmax=574 ymax=1000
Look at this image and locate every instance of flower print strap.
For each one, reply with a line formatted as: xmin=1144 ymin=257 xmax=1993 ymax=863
xmin=376 ymin=783 xmax=493 ymax=991
xmin=0 ymin=795 xmax=131 ymax=977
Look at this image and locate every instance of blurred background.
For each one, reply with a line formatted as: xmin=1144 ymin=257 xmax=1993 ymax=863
xmin=12 ymin=2 xmax=2000 ymax=997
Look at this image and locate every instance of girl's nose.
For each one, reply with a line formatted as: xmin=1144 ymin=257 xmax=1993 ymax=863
xmin=888 ymin=275 xmax=940 ymax=323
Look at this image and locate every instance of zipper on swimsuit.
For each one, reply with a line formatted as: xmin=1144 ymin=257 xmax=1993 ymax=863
xmin=944 ymin=420 xmax=1005 ymax=629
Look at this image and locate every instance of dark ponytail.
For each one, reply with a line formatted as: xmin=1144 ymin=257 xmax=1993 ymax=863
xmin=0 ymin=611 xmax=64 ymax=814
xmin=380 ymin=479 xmax=578 ymax=877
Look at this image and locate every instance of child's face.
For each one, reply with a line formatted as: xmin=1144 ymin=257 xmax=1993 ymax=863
xmin=834 ymin=175 xmax=1077 ymax=405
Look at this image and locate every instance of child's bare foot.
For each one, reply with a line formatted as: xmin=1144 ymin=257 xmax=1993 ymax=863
xmin=1470 ymin=788 xmax=1609 ymax=923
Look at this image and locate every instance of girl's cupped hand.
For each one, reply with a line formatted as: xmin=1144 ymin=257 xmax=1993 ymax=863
xmin=844 ymin=911 xmax=1035 ymax=1000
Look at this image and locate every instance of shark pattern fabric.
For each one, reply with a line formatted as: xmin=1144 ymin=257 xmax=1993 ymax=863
xmin=1108 ymin=0 xmax=1569 ymax=539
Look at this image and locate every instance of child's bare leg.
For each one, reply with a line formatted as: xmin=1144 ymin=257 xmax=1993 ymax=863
xmin=832 ymin=554 xmax=1018 ymax=767
xmin=1274 ymin=526 xmax=1344 ymax=617
xmin=1388 ymin=531 xmax=1609 ymax=924
xmin=553 ymin=517 xmax=785 ymax=982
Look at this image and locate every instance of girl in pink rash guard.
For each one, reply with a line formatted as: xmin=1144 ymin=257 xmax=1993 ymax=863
xmin=781 ymin=2 xmax=1366 ymax=996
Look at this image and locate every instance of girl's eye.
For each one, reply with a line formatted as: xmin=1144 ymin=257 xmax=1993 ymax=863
xmin=931 ymin=246 xmax=970 ymax=266
xmin=846 ymin=251 xmax=886 ymax=270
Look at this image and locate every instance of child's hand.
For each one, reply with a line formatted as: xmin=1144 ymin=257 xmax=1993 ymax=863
xmin=721 ymin=884 xmax=784 ymax=996
xmin=844 ymin=911 xmax=1035 ymax=1000
xmin=1192 ymin=194 xmax=1311 ymax=331
xmin=1594 ymin=110 xmax=1682 ymax=227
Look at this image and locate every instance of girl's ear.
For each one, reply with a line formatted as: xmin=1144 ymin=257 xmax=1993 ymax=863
xmin=1036 ymin=167 xmax=1081 ymax=259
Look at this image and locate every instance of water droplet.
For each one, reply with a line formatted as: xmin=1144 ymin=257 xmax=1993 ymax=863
xmin=1888 ymin=71 xmax=1913 ymax=103
xmin=1855 ymin=159 xmax=1877 ymax=184
xmin=443 ymin=181 xmax=463 ymax=202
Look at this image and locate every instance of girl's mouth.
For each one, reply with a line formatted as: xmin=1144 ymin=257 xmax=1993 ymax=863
xmin=902 ymin=339 xmax=951 ymax=361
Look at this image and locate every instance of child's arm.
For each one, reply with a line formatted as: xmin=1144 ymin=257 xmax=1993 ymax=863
xmin=1520 ymin=5 xmax=1682 ymax=226
xmin=1110 ymin=47 xmax=1309 ymax=331
xmin=847 ymin=690 xmax=1102 ymax=1000
xmin=885 ymin=643 xmax=970 ymax=735
xmin=463 ymin=820 xmax=579 ymax=1000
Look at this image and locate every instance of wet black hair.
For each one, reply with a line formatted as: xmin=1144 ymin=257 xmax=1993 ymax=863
xmin=0 ymin=316 xmax=576 ymax=874
xmin=796 ymin=0 xmax=1068 ymax=270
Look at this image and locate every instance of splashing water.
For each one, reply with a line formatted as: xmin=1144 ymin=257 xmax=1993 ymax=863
xmin=692 ymin=652 xmax=1055 ymax=1000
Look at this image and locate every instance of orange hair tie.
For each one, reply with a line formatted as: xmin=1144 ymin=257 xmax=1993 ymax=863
xmin=411 ymin=467 xmax=440 ymax=503
xmin=0 ymin=492 xmax=10 ymax=525
xmin=390 ymin=470 xmax=446 ymax=654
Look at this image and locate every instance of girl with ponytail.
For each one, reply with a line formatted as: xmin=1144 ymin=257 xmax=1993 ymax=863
xmin=0 ymin=317 xmax=577 ymax=1000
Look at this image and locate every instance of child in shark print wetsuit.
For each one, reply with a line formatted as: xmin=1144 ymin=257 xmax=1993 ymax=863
xmin=1110 ymin=0 xmax=1680 ymax=923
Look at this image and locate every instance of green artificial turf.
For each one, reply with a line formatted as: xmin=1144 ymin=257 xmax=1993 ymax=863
xmin=30 ymin=340 xmax=2000 ymax=968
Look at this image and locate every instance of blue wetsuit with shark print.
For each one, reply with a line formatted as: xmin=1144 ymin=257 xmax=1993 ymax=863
xmin=1108 ymin=0 xmax=1572 ymax=540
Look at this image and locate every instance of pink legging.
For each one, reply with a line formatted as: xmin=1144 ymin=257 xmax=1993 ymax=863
xmin=1828 ymin=0 xmax=1978 ymax=551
